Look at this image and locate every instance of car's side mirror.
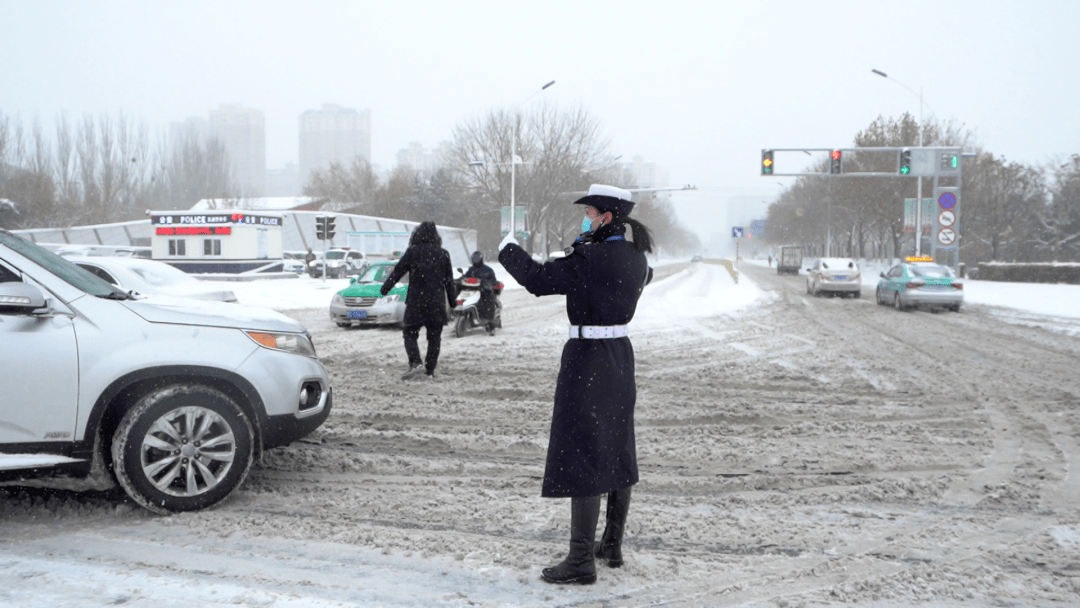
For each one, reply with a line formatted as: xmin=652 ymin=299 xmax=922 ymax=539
xmin=349 ymin=278 xmax=356 ymax=284
xmin=0 ymin=282 xmax=49 ymax=315
xmin=456 ymin=268 xmax=463 ymax=273
xmin=879 ymin=272 xmax=886 ymax=278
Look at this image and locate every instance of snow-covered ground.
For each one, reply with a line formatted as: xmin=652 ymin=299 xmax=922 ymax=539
xmin=2 ymin=256 xmax=1079 ymax=607
xmin=241 ymin=258 xmax=1080 ymax=324
xmin=744 ymin=256 xmax=1080 ymax=328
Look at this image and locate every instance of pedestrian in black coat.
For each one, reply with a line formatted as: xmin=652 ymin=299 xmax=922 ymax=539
xmin=498 ymin=184 xmax=654 ymax=585
xmin=381 ymin=221 xmax=456 ymax=380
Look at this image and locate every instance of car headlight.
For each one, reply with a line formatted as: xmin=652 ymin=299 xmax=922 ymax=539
xmin=244 ymin=331 xmax=318 ymax=358
xmin=378 ymin=294 xmax=400 ymax=305
xmin=331 ymin=293 xmax=344 ymax=305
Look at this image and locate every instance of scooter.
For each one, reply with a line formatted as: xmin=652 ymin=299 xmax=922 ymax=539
xmin=452 ymin=274 xmax=503 ymax=338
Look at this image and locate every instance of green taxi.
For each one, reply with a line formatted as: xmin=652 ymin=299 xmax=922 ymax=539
xmin=875 ymin=256 xmax=963 ymax=312
xmin=328 ymin=261 xmax=408 ymax=327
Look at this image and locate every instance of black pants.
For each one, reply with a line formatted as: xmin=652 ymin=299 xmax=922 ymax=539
xmin=403 ymin=321 xmax=443 ymax=374
xmin=477 ymin=290 xmax=497 ymax=321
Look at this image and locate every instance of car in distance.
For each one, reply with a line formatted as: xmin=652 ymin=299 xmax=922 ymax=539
xmin=328 ymin=261 xmax=407 ymax=327
xmin=777 ymin=246 xmax=803 ymax=275
xmin=70 ymin=256 xmax=239 ymax=303
xmin=310 ymin=248 xmax=367 ymax=279
xmin=875 ymin=256 xmax=963 ymax=312
xmin=691 ymin=255 xmax=703 ymax=263
xmin=805 ymin=257 xmax=862 ymax=298
xmin=0 ymin=229 xmax=332 ymax=514
xmin=282 ymin=251 xmax=307 ymax=274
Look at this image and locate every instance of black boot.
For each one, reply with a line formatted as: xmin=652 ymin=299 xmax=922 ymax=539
xmin=541 ymin=495 xmax=600 ymax=584
xmin=594 ymin=487 xmax=631 ymax=568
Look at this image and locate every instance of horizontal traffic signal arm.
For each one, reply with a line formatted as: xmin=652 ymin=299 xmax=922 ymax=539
xmin=759 ymin=146 xmax=964 ymax=177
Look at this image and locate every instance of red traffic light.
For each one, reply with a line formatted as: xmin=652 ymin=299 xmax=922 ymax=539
xmin=830 ymin=150 xmax=842 ymax=160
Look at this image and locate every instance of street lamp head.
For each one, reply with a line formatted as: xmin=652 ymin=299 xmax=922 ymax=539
xmin=872 ymin=69 xmax=888 ymax=78
xmin=541 ymin=80 xmax=555 ymax=90
xmin=468 ymin=161 xmax=485 ymax=166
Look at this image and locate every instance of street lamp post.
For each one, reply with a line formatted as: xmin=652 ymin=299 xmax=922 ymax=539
xmin=872 ymin=69 xmax=938 ymax=256
xmin=508 ymin=80 xmax=555 ymax=244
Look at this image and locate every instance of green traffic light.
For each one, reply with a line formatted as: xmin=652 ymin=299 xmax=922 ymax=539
xmin=951 ymin=156 xmax=958 ymax=168
xmin=900 ymin=166 xmax=910 ymax=175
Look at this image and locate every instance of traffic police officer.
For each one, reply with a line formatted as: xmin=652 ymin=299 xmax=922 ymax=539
xmin=498 ymin=184 xmax=654 ymax=584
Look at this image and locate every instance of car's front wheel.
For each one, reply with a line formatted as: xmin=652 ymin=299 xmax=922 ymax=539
xmin=111 ymin=385 xmax=254 ymax=514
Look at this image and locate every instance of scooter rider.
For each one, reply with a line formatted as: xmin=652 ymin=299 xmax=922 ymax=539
xmin=463 ymin=251 xmax=498 ymax=335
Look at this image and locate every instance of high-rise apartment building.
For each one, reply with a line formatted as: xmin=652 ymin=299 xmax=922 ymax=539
xmin=395 ymin=141 xmax=447 ymax=177
xmin=209 ymin=104 xmax=266 ymax=196
xmin=168 ymin=116 xmax=210 ymax=145
xmin=298 ymin=104 xmax=371 ymax=185
xmin=628 ymin=154 xmax=668 ymax=188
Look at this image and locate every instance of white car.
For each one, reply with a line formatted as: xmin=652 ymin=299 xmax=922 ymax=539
xmin=805 ymin=257 xmax=862 ymax=298
xmin=71 ymin=256 xmax=239 ymax=302
xmin=282 ymin=251 xmax=307 ymax=274
xmin=0 ymin=229 xmax=332 ymax=514
xmin=311 ymin=249 xmax=368 ymax=279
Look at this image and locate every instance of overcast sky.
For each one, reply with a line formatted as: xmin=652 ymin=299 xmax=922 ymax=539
xmin=3 ymin=0 xmax=1077 ymax=245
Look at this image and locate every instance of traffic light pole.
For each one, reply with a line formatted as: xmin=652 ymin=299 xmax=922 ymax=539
xmin=915 ymin=93 xmax=925 ymax=256
xmin=761 ymin=145 xmax=966 ymax=270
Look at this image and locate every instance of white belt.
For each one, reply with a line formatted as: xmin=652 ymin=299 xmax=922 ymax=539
xmin=569 ymin=325 xmax=628 ymax=339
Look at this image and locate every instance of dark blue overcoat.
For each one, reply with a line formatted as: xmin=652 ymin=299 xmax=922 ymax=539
xmin=499 ymin=226 xmax=651 ymax=497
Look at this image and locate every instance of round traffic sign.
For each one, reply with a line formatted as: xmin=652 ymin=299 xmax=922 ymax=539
xmin=938 ymin=210 xmax=956 ymax=227
xmin=938 ymin=228 xmax=956 ymax=245
xmin=938 ymin=192 xmax=957 ymax=209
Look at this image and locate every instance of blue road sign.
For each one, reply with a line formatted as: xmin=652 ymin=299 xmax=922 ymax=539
xmin=732 ymin=227 xmax=744 ymax=238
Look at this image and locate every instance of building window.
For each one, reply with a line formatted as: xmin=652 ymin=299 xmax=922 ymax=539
xmin=168 ymin=239 xmax=186 ymax=256
xmin=204 ymin=239 xmax=222 ymax=256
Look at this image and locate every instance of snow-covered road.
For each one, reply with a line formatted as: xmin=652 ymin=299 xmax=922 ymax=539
xmin=2 ymin=260 xmax=1079 ymax=607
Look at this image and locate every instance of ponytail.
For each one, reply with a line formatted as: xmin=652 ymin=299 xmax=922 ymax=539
xmin=593 ymin=213 xmax=654 ymax=254
xmin=622 ymin=217 xmax=654 ymax=254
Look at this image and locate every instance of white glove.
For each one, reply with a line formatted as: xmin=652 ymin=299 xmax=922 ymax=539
xmin=498 ymin=232 xmax=519 ymax=251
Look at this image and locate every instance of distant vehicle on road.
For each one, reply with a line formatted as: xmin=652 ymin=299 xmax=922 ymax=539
xmin=806 ymin=258 xmax=861 ymax=298
xmin=691 ymin=255 xmax=703 ymax=263
xmin=777 ymin=246 xmax=803 ymax=275
xmin=282 ymin=251 xmax=307 ymax=274
xmin=875 ymin=256 xmax=963 ymax=312
xmin=310 ymin=248 xmax=367 ymax=279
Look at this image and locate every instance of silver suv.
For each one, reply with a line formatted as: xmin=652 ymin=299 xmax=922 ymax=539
xmin=0 ymin=230 xmax=332 ymax=514
xmin=311 ymin=248 xmax=367 ymax=278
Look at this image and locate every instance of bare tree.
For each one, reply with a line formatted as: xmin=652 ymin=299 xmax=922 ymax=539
xmin=303 ymin=155 xmax=381 ymax=213
xmin=1032 ymin=154 xmax=1080 ymax=261
xmin=446 ymin=102 xmax=615 ymax=254
xmin=153 ymin=126 xmax=236 ymax=211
